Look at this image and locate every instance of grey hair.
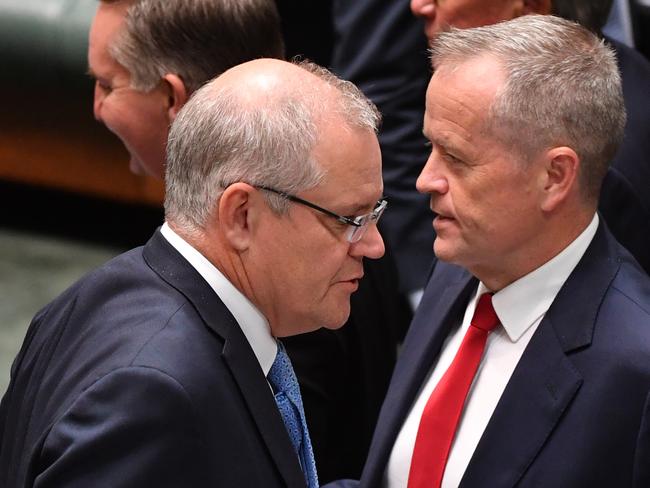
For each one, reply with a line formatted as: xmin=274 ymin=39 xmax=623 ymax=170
xmin=431 ymin=15 xmax=626 ymax=202
xmin=101 ymin=0 xmax=285 ymax=93
xmin=164 ymin=60 xmax=381 ymax=233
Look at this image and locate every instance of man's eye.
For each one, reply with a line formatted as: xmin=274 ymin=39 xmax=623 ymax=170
xmin=337 ymin=218 xmax=353 ymax=229
xmin=96 ymin=80 xmax=113 ymax=93
xmin=443 ymin=152 xmax=462 ymax=164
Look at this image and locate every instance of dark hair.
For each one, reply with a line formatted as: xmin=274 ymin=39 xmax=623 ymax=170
xmin=102 ymin=0 xmax=285 ymax=93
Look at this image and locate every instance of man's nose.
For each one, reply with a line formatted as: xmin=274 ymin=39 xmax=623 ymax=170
xmin=351 ymin=223 xmax=385 ymax=260
xmin=416 ymin=154 xmax=449 ymax=195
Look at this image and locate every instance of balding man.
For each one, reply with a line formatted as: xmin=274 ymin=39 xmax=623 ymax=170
xmin=0 ymin=59 xmax=386 ymax=488
xmin=87 ymin=1 xmax=410 ymax=481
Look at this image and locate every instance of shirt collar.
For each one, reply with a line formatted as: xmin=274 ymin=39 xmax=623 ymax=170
xmin=486 ymin=213 xmax=599 ymax=342
xmin=160 ymin=223 xmax=277 ymax=375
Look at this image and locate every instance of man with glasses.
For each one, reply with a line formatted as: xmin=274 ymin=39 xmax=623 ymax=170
xmin=0 ymin=59 xmax=385 ymax=487
xmin=85 ymin=1 xmax=410 ymax=481
xmin=257 ymin=187 xmax=388 ymax=244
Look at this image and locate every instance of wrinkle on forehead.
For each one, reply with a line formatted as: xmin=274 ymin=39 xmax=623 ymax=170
xmin=426 ymin=56 xmax=506 ymax=148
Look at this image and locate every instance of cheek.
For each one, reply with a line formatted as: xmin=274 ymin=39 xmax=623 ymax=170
xmin=304 ymin=252 xmax=344 ymax=292
xmin=483 ymin=181 xmax=537 ymax=236
xmin=112 ymin=106 xmax=166 ymax=158
xmin=450 ymin=181 xmax=501 ymax=240
xmin=99 ymin=100 xmax=135 ymax=142
xmin=300 ymin=251 xmax=351 ymax=309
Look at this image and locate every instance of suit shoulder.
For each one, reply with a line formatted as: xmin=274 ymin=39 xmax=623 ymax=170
xmin=2 ymin=245 xmax=202 ymax=432
xmin=608 ymin=258 xmax=650 ymax=318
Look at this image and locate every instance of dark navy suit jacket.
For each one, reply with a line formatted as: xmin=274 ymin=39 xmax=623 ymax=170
xmin=608 ymin=38 xmax=650 ymax=216
xmin=331 ymin=0 xmax=433 ymax=293
xmin=329 ymin=221 xmax=650 ymax=487
xmin=598 ymin=38 xmax=650 ymax=274
xmin=0 ymin=230 xmax=307 ymax=487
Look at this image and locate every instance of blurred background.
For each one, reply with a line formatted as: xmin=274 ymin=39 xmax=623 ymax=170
xmin=0 ymin=0 xmax=648 ymax=393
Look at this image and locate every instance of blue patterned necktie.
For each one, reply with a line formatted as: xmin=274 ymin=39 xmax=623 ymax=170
xmin=267 ymin=341 xmax=319 ymax=488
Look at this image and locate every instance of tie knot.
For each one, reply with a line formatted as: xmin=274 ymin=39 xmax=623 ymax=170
xmin=471 ymin=293 xmax=499 ymax=332
xmin=268 ymin=342 xmax=298 ymax=395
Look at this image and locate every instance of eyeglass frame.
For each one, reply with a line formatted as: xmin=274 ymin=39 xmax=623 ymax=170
xmin=256 ymin=185 xmax=387 ymax=243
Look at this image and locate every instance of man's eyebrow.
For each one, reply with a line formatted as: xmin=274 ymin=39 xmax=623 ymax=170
xmin=346 ymin=198 xmax=384 ymax=215
xmin=424 ymin=130 xmax=457 ymax=152
xmin=422 ymin=129 xmax=449 ymax=148
xmin=349 ymin=203 xmax=371 ymax=214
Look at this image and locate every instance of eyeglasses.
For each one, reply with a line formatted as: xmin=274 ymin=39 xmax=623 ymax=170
xmin=257 ymin=186 xmax=387 ymax=243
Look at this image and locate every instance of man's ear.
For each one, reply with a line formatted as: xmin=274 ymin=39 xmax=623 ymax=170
xmin=162 ymin=73 xmax=189 ymax=122
xmin=540 ymin=146 xmax=580 ymax=212
xmin=522 ymin=0 xmax=552 ymax=15
xmin=218 ymin=183 xmax=258 ymax=251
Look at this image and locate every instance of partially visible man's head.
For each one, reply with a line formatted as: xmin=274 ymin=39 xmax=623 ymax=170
xmin=88 ymin=0 xmax=284 ymax=178
xmin=551 ymin=0 xmax=614 ymax=34
xmin=410 ymin=0 xmax=538 ymax=40
xmin=411 ymin=0 xmax=614 ymax=39
xmin=165 ymin=59 xmax=385 ymax=335
xmin=416 ymin=15 xmax=625 ymax=289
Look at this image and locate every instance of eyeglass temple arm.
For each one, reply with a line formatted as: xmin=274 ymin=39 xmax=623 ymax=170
xmin=257 ymin=186 xmax=362 ymax=227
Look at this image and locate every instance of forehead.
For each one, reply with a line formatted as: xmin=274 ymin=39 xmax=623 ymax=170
xmin=88 ymin=3 xmax=129 ymax=71
xmin=310 ymin=119 xmax=383 ymax=208
xmin=424 ymin=56 xmax=505 ymax=139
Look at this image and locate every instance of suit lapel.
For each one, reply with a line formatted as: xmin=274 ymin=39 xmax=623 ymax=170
xmin=362 ymin=263 xmax=477 ymax=486
xmin=221 ymin=324 xmax=307 ymax=487
xmin=143 ymin=230 xmax=306 ymax=487
xmin=461 ymin=222 xmax=620 ymax=487
xmin=459 ymin=316 xmax=583 ymax=488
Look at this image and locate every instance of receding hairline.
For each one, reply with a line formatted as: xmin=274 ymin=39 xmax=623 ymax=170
xmin=206 ymin=58 xmax=379 ymax=132
xmin=211 ymin=59 xmax=336 ymax=100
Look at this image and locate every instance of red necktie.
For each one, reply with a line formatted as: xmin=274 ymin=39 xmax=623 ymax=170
xmin=407 ymin=293 xmax=500 ymax=488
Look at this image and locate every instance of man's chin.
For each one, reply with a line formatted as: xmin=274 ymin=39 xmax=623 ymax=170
xmin=320 ymin=302 xmax=352 ymax=331
xmin=433 ymin=239 xmax=459 ymax=264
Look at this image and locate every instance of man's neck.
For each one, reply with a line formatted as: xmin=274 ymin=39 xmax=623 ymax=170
xmin=474 ymin=211 xmax=596 ymax=292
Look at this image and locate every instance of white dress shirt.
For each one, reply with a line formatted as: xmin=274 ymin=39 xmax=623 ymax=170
xmin=160 ymin=223 xmax=277 ymax=376
xmin=385 ymin=214 xmax=599 ymax=487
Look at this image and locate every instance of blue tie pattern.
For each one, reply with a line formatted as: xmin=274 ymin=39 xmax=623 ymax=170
xmin=268 ymin=342 xmax=319 ymax=488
